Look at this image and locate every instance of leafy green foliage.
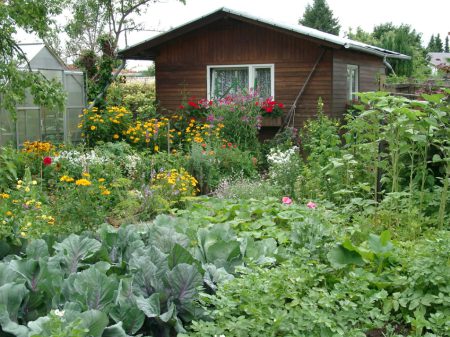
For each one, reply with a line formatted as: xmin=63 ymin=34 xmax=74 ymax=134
xmin=299 ymin=0 xmax=340 ymax=35
xmin=0 ymin=0 xmax=66 ymax=117
xmin=347 ymin=23 xmax=428 ymax=78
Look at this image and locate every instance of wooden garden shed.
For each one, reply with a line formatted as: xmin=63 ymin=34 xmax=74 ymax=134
xmin=119 ymin=8 xmax=410 ymax=128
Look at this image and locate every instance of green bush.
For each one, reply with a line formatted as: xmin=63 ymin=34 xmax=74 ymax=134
xmin=106 ymin=82 xmax=156 ymax=119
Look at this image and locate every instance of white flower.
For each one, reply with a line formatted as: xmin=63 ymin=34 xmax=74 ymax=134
xmin=54 ymin=309 xmax=65 ymax=317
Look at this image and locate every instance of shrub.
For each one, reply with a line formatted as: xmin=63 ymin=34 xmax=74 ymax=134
xmin=106 ymin=81 xmax=156 ymax=119
xmin=267 ymin=146 xmax=301 ymax=198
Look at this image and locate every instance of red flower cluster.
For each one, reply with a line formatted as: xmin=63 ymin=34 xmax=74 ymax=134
xmin=43 ymin=156 xmax=52 ymax=166
xmin=221 ymin=142 xmax=237 ymax=149
xmin=260 ymin=98 xmax=284 ymax=114
xmin=188 ymin=100 xmax=200 ymax=109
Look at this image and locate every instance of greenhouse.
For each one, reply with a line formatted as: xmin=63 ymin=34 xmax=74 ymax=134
xmin=0 ymin=43 xmax=86 ymax=147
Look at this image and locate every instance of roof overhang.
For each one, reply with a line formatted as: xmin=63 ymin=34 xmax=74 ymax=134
xmin=118 ymin=7 xmax=411 ymax=61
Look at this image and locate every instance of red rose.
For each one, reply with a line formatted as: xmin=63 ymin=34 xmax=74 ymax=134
xmin=43 ymin=156 xmax=52 ymax=166
xmin=278 ymin=103 xmax=284 ymax=108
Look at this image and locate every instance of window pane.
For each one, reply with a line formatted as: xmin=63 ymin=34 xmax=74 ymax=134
xmin=211 ymin=68 xmax=248 ymax=98
xmin=347 ymin=65 xmax=359 ymax=100
xmin=254 ymin=68 xmax=272 ymax=98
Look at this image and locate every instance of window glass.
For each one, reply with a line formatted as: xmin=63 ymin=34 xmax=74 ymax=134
xmin=254 ymin=68 xmax=272 ymax=98
xmin=209 ymin=64 xmax=274 ymax=100
xmin=347 ymin=65 xmax=359 ymax=101
xmin=211 ymin=68 xmax=249 ymax=98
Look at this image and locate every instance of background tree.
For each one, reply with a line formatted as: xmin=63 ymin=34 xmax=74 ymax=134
xmin=0 ymin=0 xmax=65 ymax=118
xmin=427 ymin=34 xmax=436 ymax=52
xmin=347 ymin=23 xmax=428 ymax=78
xmin=346 ymin=26 xmax=378 ymax=46
xmin=142 ymin=63 xmax=156 ymax=77
xmin=299 ymin=0 xmax=340 ymax=35
xmin=445 ymin=36 xmax=449 ymax=53
xmin=434 ymin=34 xmax=444 ymax=52
xmin=64 ymin=0 xmax=185 ymax=105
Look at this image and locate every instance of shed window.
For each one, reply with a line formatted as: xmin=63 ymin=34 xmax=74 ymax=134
xmin=347 ymin=65 xmax=359 ymax=101
xmin=207 ymin=64 xmax=274 ymax=99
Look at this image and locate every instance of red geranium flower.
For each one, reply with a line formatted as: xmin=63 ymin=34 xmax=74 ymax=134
xmin=43 ymin=156 xmax=52 ymax=166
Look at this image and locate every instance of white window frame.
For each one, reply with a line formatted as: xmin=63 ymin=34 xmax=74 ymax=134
xmin=206 ymin=64 xmax=275 ymax=100
xmin=347 ymin=64 xmax=359 ymax=101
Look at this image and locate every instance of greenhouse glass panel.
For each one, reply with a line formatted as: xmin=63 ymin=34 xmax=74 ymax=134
xmin=65 ymin=73 xmax=85 ymax=107
xmin=39 ymin=69 xmax=63 ymax=83
xmin=42 ymin=107 xmax=64 ymax=142
xmin=16 ymin=110 xmax=27 ymax=145
xmin=16 ymin=91 xmax=35 ymax=108
xmin=0 ymin=108 xmax=16 ymax=146
xmin=17 ymin=109 xmax=41 ymax=144
xmin=67 ymin=108 xmax=83 ymax=142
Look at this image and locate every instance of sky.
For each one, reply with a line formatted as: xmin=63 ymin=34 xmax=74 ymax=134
xmin=118 ymin=0 xmax=450 ymax=70
xmin=17 ymin=0 xmax=450 ymax=70
xmin=125 ymin=0 xmax=450 ymax=45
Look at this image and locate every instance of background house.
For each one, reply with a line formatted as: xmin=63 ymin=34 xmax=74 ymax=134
xmin=428 ymin=52 xmax=450 ymax=78
xmin=119 ymin=8 xmax=409 ymax=129
xmin=0 ymin=43 xmax=86 ymax=147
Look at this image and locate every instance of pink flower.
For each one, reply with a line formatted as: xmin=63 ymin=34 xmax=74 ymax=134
xmin=306 ymin=201 xmax=317 ymax=209
xmin=282 ymin=197 xmax=292 ymax=205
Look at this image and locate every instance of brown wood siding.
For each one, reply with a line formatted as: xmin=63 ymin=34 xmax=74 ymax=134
xmin=332 ymin=50 xmax=385 ymax=117
xmin=155 ymin=19 xmax=333 ymax=128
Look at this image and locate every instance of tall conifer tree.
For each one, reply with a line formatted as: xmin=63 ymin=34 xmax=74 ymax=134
xmin=299 ymin=0 xmax=340 ymax=35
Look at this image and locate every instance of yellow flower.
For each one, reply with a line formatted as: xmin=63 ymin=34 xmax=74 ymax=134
xmin=60 ymin=175 xmax=74 ymax=183
xmin=113 ymin=134 xmax=119 ymax=139
xmin=98 ymin=178 xmax=105 ymax=182
xmin=101 ymin=189 xmax=111 ymax=196
xmin=24 ymin=187 xmax=30 ymax=193
xmin=154 ymin=145 xmax=159 ymax=152
xmin=75 ymin=179 xmax=91 ymax=186
xmin=32 ymin=180 xmax=37 ymax=185
xmin=82 ymin=172 xmax=90 ymax=177
xmin=5 ymin=211 xmax=13 ymax=216
xmin=90 ymin=125 xmax=96 ymax=131
xmin=0 ymin=193 xmax=10 ymax=199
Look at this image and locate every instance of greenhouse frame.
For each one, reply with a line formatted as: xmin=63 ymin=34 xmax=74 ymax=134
xmin=0 ymin=43 xmax=86 ymax=147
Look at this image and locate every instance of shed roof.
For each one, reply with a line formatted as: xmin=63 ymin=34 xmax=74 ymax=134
xmin=119 ymin=7 xmax=411 ymax=61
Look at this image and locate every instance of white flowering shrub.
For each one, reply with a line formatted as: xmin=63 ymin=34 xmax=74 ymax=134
xmin=54 ymin=146 xmax=142 ymax=179
xmin=266 ymin=146 xmax=301 ymax=197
